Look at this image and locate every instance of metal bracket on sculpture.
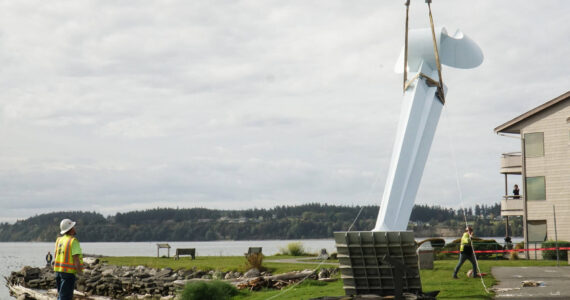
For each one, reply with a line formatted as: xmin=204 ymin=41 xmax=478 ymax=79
xmin=404 ymin=72 xmax=445 ymax=104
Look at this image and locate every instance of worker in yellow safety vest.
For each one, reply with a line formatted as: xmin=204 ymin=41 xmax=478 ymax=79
xmin=452 ymin=226 xmax=478 ymax=279
xmin=54 ymin=219 xmax=83 ymax=300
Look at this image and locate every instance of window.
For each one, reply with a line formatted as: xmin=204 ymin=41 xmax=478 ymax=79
xmin=527 ymin=220 xmax=547 ymax=242
xmin=526 ymin=176 xmax=546 ymax=201
xmin=524 ymin=132 xmax=544 ymax=157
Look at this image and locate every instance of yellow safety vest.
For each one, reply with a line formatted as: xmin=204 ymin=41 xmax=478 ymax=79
xmin=459 ymin=232 xmax=471 ymax=252
xmin=53 ymin=235 xmax=83 ymax=274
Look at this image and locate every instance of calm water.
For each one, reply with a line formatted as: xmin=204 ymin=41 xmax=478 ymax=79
xmin=0 ymin=237 xmax=521 ymax=298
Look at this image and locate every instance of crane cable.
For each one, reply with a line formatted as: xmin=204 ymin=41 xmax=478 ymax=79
xmin=444 ymin=110 xmax=490 ymax=294
xmin=402 ymin=0 xmax=445 ymax=105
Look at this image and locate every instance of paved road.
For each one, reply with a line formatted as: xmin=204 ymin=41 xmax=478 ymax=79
xmin=492 ymin=266 xmax=570 ymax=299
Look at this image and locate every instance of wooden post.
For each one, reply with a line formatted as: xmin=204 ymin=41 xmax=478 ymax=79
xmin=521 ymin=136 xmax=529 ymax=259
xmin=504 ymin=173 xmax=508 ymax=196
xmin=554 ymin=205 xmax=559 ymax=266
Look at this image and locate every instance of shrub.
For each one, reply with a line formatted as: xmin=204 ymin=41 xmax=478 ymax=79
xmin=541 ymin=240 xmax=570 ymax=260
xmin=417 ymin=238 xmax=445 ymax=249
xmin=279 ymin=242 xmax=306 ymax=256
xmin=180 ymin=280 xmax=238 ymax=300
xmin=472 ymin=238 xmax=504 ymax=259
xmin=287 ymin=242 xmax=305 ymax=256
xmin=245 ymin=253 xmax=264 ymax=271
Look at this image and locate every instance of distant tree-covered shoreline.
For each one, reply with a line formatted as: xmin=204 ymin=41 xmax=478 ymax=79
xmin=0 ymin=203 xmax=520 ymax=242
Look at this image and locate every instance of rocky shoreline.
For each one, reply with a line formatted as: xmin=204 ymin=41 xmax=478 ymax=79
xmin=5 ymin=257 xmax=338 ymax=299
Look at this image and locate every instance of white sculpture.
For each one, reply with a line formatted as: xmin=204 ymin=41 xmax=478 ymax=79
xmin=373 ymin=27 xmax=483 ymax=231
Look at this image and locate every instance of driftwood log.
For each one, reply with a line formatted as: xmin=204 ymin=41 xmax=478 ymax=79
xmin=8 ymin=285 xmax=112 ymax=300
xmin=232 ymin=269 xmax=336 ymax=291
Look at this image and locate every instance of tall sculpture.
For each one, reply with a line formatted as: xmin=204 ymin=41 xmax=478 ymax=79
xmin=373 ymin=27 xmax=483 ymax=231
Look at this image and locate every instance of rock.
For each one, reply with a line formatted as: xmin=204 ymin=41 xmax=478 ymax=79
xmin=21 ymin=267 xmax=41 ymax=280
xmin=193 ymin=270 xmax=206 ymax=278
xmin=156 ymin=268 xmax=173 ymax=278
xmin=172 ymin=280 xmax=189 ymax=287
xmin=212 ymin=271 xmax=223 ymax=280
xmin=135 ymin=265 xmax=146 ymax=272
xmin=9 ymin=262 xmax=250 ymax=299
xmin=318 ymin=269 xmax=330 ymax=279
xmin=27 ymin=279 xmax=41 ymax=288
xmin=136 ymin=273 xmax=152 ymax=279
xmin=521 ymin=280 xmax=544 ymax=287
xmin=244 ymin=268 xmax=261 ymax=278
xmin=83 ymin=257 xmax=100 ymax=266
xmin=86 ymin=275 xmax=102 ymax=283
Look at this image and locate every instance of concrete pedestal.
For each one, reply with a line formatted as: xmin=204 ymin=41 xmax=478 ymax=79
xmin=334 ymin=231 xmax=422 ymax=297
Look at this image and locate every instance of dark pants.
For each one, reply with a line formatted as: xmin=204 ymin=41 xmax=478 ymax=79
xmin=55 ymin=272 xmax=76 ymax=300
xmin=453 ymin=252 xmax=478 ymax=277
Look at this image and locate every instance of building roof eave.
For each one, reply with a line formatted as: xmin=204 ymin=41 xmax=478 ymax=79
xmin=494 ymin=91 xmax=570 ymax=134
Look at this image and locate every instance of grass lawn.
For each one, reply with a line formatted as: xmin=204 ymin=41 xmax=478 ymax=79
xmin=101 ymin=256 xmax=562 ymax=300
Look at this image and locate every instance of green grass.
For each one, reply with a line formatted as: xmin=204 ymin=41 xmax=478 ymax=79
xmin=101 ymin=256 xmax=563 ymax=300
xmin=233 ymin=279 xmax=344 ymax=300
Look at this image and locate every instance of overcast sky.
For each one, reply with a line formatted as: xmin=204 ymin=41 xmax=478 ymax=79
xmin=0 ymin=1 xmax=568 ymax=223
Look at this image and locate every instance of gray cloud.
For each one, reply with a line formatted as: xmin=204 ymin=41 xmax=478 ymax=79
xmin=0 ymin=0 xmax=568 ymax=222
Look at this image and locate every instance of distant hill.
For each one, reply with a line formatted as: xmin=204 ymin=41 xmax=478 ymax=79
xmin=0 ymin=203 xmax=518 ymax=242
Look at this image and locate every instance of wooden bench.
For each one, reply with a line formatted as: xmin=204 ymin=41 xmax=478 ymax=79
xmin=156 ymin=243 xmax=171 ymax=258
xmin=245 ymin=247 xmax=262 ymax=257
xmin=175 ymin=248 xmax=196 ymax=260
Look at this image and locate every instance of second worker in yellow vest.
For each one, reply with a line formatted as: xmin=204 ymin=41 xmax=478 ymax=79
xmin=452 ymin=226 xmax=478 ymax=279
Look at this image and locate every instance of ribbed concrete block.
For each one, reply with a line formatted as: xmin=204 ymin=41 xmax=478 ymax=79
xmin=334 ymin=231 xmax=422 ymax=296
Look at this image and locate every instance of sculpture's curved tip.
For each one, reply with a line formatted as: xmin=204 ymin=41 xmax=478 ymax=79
xmin=394 ymin=27 xmax=483 ymax=73
xmin=440 ymin=28 xmax=484 ymax=69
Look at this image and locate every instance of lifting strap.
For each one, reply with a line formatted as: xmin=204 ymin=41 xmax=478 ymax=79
xmin=402 ymin=0 xmax=445 ymax=105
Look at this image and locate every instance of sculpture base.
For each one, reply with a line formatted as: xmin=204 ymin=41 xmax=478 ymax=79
xmin=334 ymin=231 xmax=422 ymax=297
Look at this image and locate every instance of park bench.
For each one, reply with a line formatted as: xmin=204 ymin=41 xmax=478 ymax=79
xmin=156 ymin=243 xmax=171 ymax=258
xmin=175 ymin=248 xmax=196 ymax=260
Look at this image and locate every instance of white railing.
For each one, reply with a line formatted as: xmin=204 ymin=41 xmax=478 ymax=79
xmin=501 ymin=195 xmax=524 ymax=216
xmin=501 ymin=152 xmax=522 ymax=169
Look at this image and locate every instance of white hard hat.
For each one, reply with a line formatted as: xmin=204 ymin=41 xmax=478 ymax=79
xmin=60 ymin=219 xmax=76 ymax=235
